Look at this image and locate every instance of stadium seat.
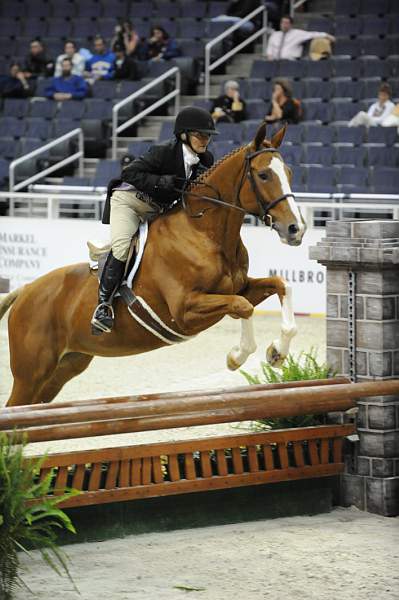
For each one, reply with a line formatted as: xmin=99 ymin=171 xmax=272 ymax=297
xmin=29 ymin=100 xmax=58 ymax=119
xmin=240 ymin=78 xmax=268 ymax=100
xmin=291 ymin=165 xmax=307 ymax=192
xmin=366 ymin=145 xmax=398 ymax=167
xmin=75 ymin=0 xmax=103 ymax=17
xmin=335 ymin=38 xmax=361 ymax=57
xmin=386 ymin=55 xmax=399 ymax=78
xmin=360 ymin=57 xmax=390 ymax=79
xmin=50 ymin=0 xmax=77 ymax=18
xmin=52 ymin=119 xmax=80 ymax=138
xmin=159 ymin=121 xmax=174 ymax=141
xmin=367 ymin=127 xmax=398 ymax=146
xmin=179 ymin=40 xmax=204 ymax=59
xmin=128 ymin=5 xmax=152 ymax=20
xmin=388 ymin=77 xmax=399 ymax=96
xmin=0 ymin=2 xmax=23 ymax=17
xmin=116 ymin=81 xmax=142 ymax=98
xmin=333 ymin=78 xmax=363 ymax=100
xmin=71 ymin=18 xmax=95 ymax=38
xmin=127 ymin=141 xmax=152 ymax=157
xmin=25 ymin=1 xmax=51 ymax=17
xmin=331 ymin=99 xmax=361 ymax=122
xmin=303 ymin=144 xmax=334 ymax=166
xmin=47 ymin=18 xmax=73 ymax=38
xmin=369 ymin=167 xmax=398 ymax=193
xmin=306 ymin=17 xmax=334 ymax=34
xmin=301 ymin=99 xmax=333 ymax=123
xmin=362 ymin=78 xmax=381 ymax=100
xmin=283 ymin=145 xmax=303 ymax=166
xmin=34 ymin=78 xmax=51 ymax=98
xmin=333 ymin=144 xmax=367 ymax=167
xmin=307 ymin=166 xmax=336 ymax=192
xmin=0 ymin=138 xmax=18 ymax=160
xmin=335 ymin=17 xmax=361 ymax=36
xmin=338 ymin=166 xmax=369 ymax=193
xmin=93 ymin=160 xmax=121 ymax=186
xmin=85 ymin=98 xmax=113 ymax=120
xmin=304 ymin=60 xmax=333 ymax=79
xmin=92 ymin=80 xmax=118 ymax=100
xmin=207 ymin=1 xmax=229 ymax=18
xmin=334 ymin=125 xmax=366 ymax=145
xmin=360 ymin=0 xmax=389 ymax=14
xmin=63 ymin=176 xmax=92 ymax=186
xmin=24 ymin=118 xmax=51 ymax=140
xmin=250 ymin=60 xmax=277 ymax=79
xmin=193 ymin=99 xmax=212 ymax=112
xmin=102 ymin=0 xmax=129 ymax=18
xmin=0 ymin=38 xmax=16 ymax=57
xmin=0 ymin=117 xmax=25 ymax=139
xmin=358 ymin=37 xmax=389 ymax=58
xmin=361 ymin=16 xmax=390 ymax=36
xmin=210 ymin=140 xmax=234 ymax=160
xmin=283 ymin=124 xmax=304 ymax=145
xmin=0 ymin=18 xmax=22 ymax=37
xmin=156 ymin=2 xmax=181 ymax=18
xmin=3 ymin=99 xmax=30 ymax=119
xmin=0 ymin=157 xmax=9 ymax=188
xmin=177 ymin=19 xmax=206 ymax=39
xmin=303 ymin=79 xmax=333 ymax=100
xmin=57 ymin=101 xmax=86 ymax=120
xmin=245 ymin=100 xmax=267 ymax=120
xmin=277 ymin=60 xmax=306 ymax=79
xmin=215 ymin=123 xmax=242 ymax=143
xmin=303 ymin=124 xmax=334 ymax=145
xmin=179 ymin=0 xmax=207 ymax=18
xmin=331 ymin=58 xmax=359 ymax=79
xmin=19 ymin=137 xmax=43 ymax=155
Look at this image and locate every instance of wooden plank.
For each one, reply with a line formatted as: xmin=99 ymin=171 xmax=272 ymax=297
xmin=320 ymin=439 xmax=330 ymax=464
xmin=231 ymin=447 xmax=244 ymax=474
xmin=262 ymin=444 xmax=275 ymax=470
xmin=34 ymin=425 xmax=356 ymax=468
xmin=131 ymin=458 xmax=142 ymax=485
xmin=39 ymin=467 xmax=52 ymax=482
xmin=72 ymin=464 xmax=86 ymax=490
xmin=88 ymin=462 xmax=102 ymax=491
xmin=308 ymin=440 xmax=320 ymax=466
xmin=54 ymin=463 xmax=346 ymax=509
xmin=293 ymin=442 xmax=305 ymax=468
xmin=105 ymin=461 xmax=119 ymax=490
xmin=152 ymin=456 xmax=164 ymax=484
xmin=142 ymin=457 xmax=152 ymax=485
xmin=119 ymin=459 xmax=130 ymax=488
xmin=333 ymin=438 xmax=343 ymax=463
xmin=200 ymin=451 xmax=212 ymax=478
xmin=278 ymin=443 xmax=289 ymax=469
xmin=247 ymin=446 xmax=259 ymax=472
xmin=216 ymin=449 xmax=228 ymax=476
xmin=168 ymin=454 xmax=180 ymax=482
xmin=184 ymin=453 xmax=196 ymax=480
xmin=53 ymin=466 xmax=68 ymax=496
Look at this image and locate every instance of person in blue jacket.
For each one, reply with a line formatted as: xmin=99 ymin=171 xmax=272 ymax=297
xmin=45 ymin=58 xmax=88 ymax=100
xmin=85 ymin=36 xmax=115 ymax=80
xmin=140 ymin=26 xmax=181 ymax=61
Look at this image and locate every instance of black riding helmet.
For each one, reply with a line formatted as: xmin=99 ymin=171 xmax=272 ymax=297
xmin=174 ymin=106 xmax=219 ymax=137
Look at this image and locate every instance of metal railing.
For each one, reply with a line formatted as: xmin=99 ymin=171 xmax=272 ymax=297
xmin=9 ymin=129 xmax=84 ymax=205
xmin=289 ymin=0 xmax=309 ymax=17
xmin=204 ymin=4 xmax=268 ymax=99
xmin=111 ymin=67 xmax=180 ymax=160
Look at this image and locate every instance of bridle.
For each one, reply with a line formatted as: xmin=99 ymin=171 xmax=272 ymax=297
xmin=177 ymin=146 xmax=296 ymax=226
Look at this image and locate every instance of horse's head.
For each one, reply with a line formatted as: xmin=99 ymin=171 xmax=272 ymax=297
xmin=239 ymin=121 xmax=306 ymax=246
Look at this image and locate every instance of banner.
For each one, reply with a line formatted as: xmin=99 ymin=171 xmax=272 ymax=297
xmin=0 ymin=218 xmax=325 ymax=313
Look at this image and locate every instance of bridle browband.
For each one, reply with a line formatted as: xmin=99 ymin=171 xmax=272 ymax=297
xmin=176 ymin=146 xmax=296 ymax=225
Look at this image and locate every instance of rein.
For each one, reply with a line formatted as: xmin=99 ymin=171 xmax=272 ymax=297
xmin=177 ymin=147 xmax=296 ymax=224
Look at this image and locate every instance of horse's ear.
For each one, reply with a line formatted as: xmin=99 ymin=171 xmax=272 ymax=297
xmin=270 ymin=124 xmax=287 ymax=148
xmin=253 ymin=120 xmax=267 ymax=150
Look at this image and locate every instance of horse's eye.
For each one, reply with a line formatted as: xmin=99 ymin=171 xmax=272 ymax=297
xmin=258 ymin=171 xmax=269 ymax=181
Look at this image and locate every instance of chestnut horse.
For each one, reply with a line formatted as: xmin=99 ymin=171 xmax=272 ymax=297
xmin=1 ymin=122 xmax=306 ymax=407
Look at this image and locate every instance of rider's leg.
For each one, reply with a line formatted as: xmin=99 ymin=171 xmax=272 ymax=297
xmin=91 ymin=191 xmax=158 ymax=334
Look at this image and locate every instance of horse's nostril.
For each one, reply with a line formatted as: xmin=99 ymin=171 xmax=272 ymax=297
xmin=288 ymin=224 xmax=299 ymax=235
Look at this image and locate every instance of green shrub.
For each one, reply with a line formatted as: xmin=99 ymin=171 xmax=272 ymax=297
xmin=241 ymin=349 xmax=335 ymax=430
xmin=0 ymin=432 xmax=79 ymax=599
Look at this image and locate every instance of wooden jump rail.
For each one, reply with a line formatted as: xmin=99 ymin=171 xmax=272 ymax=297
xmin=2 ymin=378 xmax=399 ymax=509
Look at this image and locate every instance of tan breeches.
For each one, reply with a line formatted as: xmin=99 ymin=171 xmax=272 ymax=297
xmin=110 ymin=190 xmax=159 ymax=261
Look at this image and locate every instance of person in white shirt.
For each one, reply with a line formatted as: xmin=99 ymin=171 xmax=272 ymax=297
xmin=54 ymin=41 xmax=85 ymax=78
xmin=266 ymin=15 xmax=335 ymax=61
xmin=348 ymin=83 xmax=395 ymax=127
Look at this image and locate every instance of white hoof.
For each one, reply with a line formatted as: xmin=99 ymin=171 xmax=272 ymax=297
xmin=266 ymin=342 xmax=286 ymax=368
xmin=226 ymin=346 xmax=244 ymax=371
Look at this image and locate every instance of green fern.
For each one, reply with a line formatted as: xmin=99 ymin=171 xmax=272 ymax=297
xmin=0 ymin=432 xmax=80 ymax=598
xmin=240 ymin=349 xmax=335 ymax=430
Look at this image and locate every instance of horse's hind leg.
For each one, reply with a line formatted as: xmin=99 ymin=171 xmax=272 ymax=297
xmin=33 ymin=352 xmax=93 ymax=405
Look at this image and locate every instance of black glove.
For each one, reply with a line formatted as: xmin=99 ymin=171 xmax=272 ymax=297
xmin=157 ymin=175 xmax=176 ymax=191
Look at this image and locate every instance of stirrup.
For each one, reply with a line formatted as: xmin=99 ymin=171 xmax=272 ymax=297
xmin=91 ymin=302 xmax=115 ymax=334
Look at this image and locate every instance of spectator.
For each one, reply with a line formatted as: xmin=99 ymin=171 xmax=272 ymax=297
xmin=54 ymin=41 xmax=85 ymax=78
xmin=0 ymin=63 xmax=33 ymax=98
xmin=211 ymin=80 xmax=247 ymax=123
xmin=266 ymin=15 xmax=335 ymax=60
xmin=382 ymin=103 xmax=399 ymax=129
xmin=211 ymin=0 xmax=259 ymax=35
xmin=140 ymin=26 xmax=181 ymax=61
xmin=45 ymin=58 xmax=88 ymax=101
xmin=265 ymin=79 xmax=301 ymax=124
xmin=24 ymin=39 xmax=54 ymax=78
xmin=113 ymin=42 xmax=139 ymax=80
xmin=85 ymin=36 xmax=115 ymax=81
xmin=111 ymin=20 xmax=140 ymax=56
xmin=348 ymin=83 xmax=394 ymax=127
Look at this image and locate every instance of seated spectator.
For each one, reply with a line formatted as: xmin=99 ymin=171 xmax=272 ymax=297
xmin=54 ymin=41 xmax=85 ymax=78
xmin=266 ymin=15 xmax=335 ymax=60
xmin=211 ymin=80 xmax=247 ymax=123
xmin=265 ymin=79 xmax=301 ymax=124
xmin=139 ymin=26 xmax=181 ymax=61
xmin=382 ymin=103 xmax=399 ymax=130
xmin=0 ymin=62 xmax=33 ymax=98
xmin=45 ymin=58 xmax=88 ymax=101
xmin=348 ymin=83 xmax=394 ymax=127
xmin=111 ymin=20 xmax=140 ymax=56
xmin=113 ymin=42 xmax=139 ymax=80
xmin=85 ymin=36 xmax=115 ymax=81
xmin=24 ymin=39 xmax=54 ymax=78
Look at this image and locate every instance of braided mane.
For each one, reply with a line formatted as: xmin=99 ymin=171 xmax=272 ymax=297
xmin=188 ymin=143 xmax=248 ymax=191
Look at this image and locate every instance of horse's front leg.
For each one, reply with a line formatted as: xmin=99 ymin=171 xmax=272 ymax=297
xmin=174 ymin=292 xmax=254 ymax=333
xmin=237 ymin=276 xmax=297 ymax=369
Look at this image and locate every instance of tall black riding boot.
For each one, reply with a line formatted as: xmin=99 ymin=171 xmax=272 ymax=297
xmin=91 ymin=251 xmax=126 ymax=335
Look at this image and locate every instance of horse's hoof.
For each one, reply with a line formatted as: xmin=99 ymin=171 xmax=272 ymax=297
xmin=266 ymin=343 xmax=286 ymax=368
xmin=226 ymin=348 xmax=241 ymax=371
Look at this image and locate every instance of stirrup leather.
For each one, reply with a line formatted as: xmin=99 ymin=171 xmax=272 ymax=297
xmin=91 ymin=302 xmax=115 ymax=333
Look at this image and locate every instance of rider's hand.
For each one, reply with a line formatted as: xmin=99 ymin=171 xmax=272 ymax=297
xmin=158 ymin=175 xmax=176 ymax=191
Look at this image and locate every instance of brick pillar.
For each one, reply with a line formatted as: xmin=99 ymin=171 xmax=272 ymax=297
xmin=310 ymin=220 xmax=399 ymax=516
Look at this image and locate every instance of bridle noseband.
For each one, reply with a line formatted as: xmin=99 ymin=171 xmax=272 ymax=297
xmin=176 ymin=146 xmax=296 ymax=224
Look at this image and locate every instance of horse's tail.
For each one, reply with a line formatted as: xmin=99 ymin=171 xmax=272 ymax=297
xmin=0 ymin=287 xmax=22 ymax=321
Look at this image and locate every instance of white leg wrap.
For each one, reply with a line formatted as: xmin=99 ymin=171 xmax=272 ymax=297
xmin=273 ymin=283 xmax=297 ymax=357
xmin=227 ymin=317 xmax=257 ymax=371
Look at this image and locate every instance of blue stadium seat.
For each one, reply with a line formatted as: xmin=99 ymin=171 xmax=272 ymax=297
xmin=127 ymin=141 xmax=152 ymax=157
xmin=179 ymin=40 xmax=204 ymax=59
xmin=208 ymin=1 xmax=229 ymax=18
xmin=75 ymin=0 xmax=103 ymax=17
xmin=97 ymin=18 xmax=117 ymax=38
xmin=336 ymin=0 xmax=360 ymax=14
xmin=242 ymin=120 xmax=260 ymax=142
xmin=250 ymin=60 xmax=277 ymax=79
xmin=116 ymin=81 xmax=141 ymax=98
xmin=93 ymin=160 xmax=121 ymax=186
xmin=302 ymin=99 xmax=333 ymax=123
xmin=361 ymin=15 xmax=390 ymax=35
xmin=245 ymin=100 xmax=267 ymax=120
xmin=283 ymin=124 xmax=304 ymax=145
xmin=85 ymin=99 xmax=113 ymax=120
xmin=92 ymin=80 xmax=118 ymax=100
xmin=334 ymin=125 xmax=366 ymax=145
xmin=338 ymin=166 xmax=369 ymax=193
xmin=277 ymin=60 xmax=306 ymax=79
xmin=291 ymin=165 xmax=307 ymax=192
xmin=177 ymin=19 xmax=206 ymax=39
xmin=29 ymin=100 xmax=58 ymax=119
xmin=193 ymin=99 xmax=212 ymax=111
xmin=0 ymin=157 xmax=9 ymax=188
xmin=0 ymin=38 xmax=16 ymax=57
xmin=57 ymin=101 xmax=85 ymax=120
xmin=179 ymin=0 xmax=207 ymax=18
xmin=331 ymin=100 xmax=361 ymax=122
xmin=50 ymin=0 xmax=77 ymax=18
xmin=34 ymin=78 xmax=51 ymax=98
xmin=304 ymin=60 xmax=333 ymax=79
xmin=241 ymin=78 xmax=268 ymax=100
xmin=367 ymin=127 xmax=398 ymax=145
xmin=283 ymin=145 xmax=303 ymax=166
xmin=362 ymin=78 xmax=381 ymax=100
xmin=303 ymin=79 xmax=333 ymax=100
xmin=388 ymin=36 xmax=399 ymax=56
xmin=333 ymin=144 xmax=366 ymax=167
xmin=154 ymin=18 xmax=178 ymax=38
xmin=307 ymin=166 xmax=336 ymax=192
xmin=335 ymin=17 xmax=361 ymax=36
xmin=156 ymin=2 xmax=181 ymax=18
xmin=303 ymin=144 xmax=334 ymax=166
xmin=307 ymin=17 xmax=334 ymax=34
xmin=71 ymin=18 xmax=95 ymax=38
xmin=24 ymin=118 xmax=51 ymax=140
xmin=207 ymin=20 xmax=233 ymax=38
xmin=63 ymin=176 xmax=92 ymax=186
xmin=3 ymin=98 xmax=30 ymax=119
xmin=0 ymin=2 xmax=23 ymax=17
xmin=333 ymin=78 xmax=364 ymax=100
xmin=303 ymin=124 xmax=334 ymax=144
xmin=387 ymin=56 xmax=399 ymax=78
xmin=369 ymin=167 xmax=398 ymax=193
xmin=389 ymin=15 xmax=399 ymax=34
xmin=360 ymin=57 xmax=390 ymax=79
xmin=23 ymin=18 xmax=48 ymax=37
xmin=25 ymin=1 xmax=51 ymax=17
xmin=0 ymin=117 xmax=25 ymax=139
xmin=0 ymin=18 xmax=22 ymax=36
xmin=331 ymin=58 xmax=358 ymax=78
xmin=47 ymin=18 xmax=73 ymax=37
xmin=358 ymin=37 xmax=389 ymax=58
xmin=366 ymin=145 xmax=398 ymax=167
xmin=147 ymin=60 xmax=175 ymax=78
xmin=388 ymin=77 xmax=399 ymax=96
xmin=360 ymin=0 xmax=389 ymax=14
xmin=19 ymin=137 xmax=43 ymax=155
xmin=159 ymin=121 xmax=174 ymax=141
xmin=215 ymin=123 xmax=242 ymax=143
xmin=127 ymin=3 xmax=152 ymax=19
xmin=210 ymin=140 xmax=234 ymax=160
xmin=52 ymin=119 xmax=79 ymax=137
xmin=0 ymin=138 xmax=18 ymax=160
xmin=102 ymin=0 xmax=129 ymax=18
xmin=335 ymin=38 xmax=361 ymax=57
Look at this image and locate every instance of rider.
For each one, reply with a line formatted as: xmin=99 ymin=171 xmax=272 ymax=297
xmin=91 ymin=106 xmax=219 ymax=334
